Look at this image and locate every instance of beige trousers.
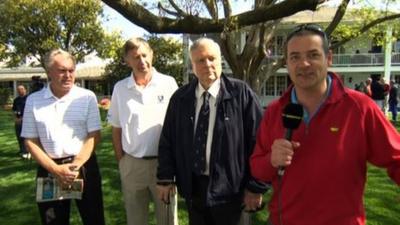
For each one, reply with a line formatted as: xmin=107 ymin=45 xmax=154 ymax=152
xmin=119 ymin=154 xmax=178 ymax=225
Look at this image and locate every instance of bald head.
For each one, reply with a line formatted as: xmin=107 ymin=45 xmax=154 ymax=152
xmin=17 ymin=85 xmax=26 ymax=97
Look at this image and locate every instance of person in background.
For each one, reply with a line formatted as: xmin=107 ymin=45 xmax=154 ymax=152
xmin=107 ymin=37 xmax=179 ymax=225
xmin=157 ymin=37 xmax=269 ymax=225
xmin=31 ymin=75 xmax=45 ymax=93
xmin=389 ymin=79 xmax=399 ymax=122
xmin=12 ymin=84 xmax=28 ymax=159
xmin=354 ymin=81 xmax=365 ymax=93
xmin=250 ymin=24 xmax=400 ymax=225
xmin=21 ymin=49 xmax=105 ymax=225
xmin=382 ymin=78 xmax=390 ymax=112
xmin=364 ymin=77 xmax=372 ymax=97
xmin=371 ymin=76 xmax=385 ymax=111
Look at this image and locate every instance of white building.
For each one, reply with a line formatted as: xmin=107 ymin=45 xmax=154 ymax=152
xmin=0 ymin=54 xmax=109 ymax=99
xmin=187 ymin=7 xmax=400 ymax=106
xmin=261 ymin=7 xmax=400 ymax=105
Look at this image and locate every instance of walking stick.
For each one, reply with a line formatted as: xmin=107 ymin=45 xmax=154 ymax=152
xmin=242 ymin=211 xmax=252 ymax=225
xmin=165 ymin=194 xmax=170 ymax=225
xmin=242 ymin=201 xmax=265 ymax=225
xmin=158 ymin=181 xmax=173 ymax=225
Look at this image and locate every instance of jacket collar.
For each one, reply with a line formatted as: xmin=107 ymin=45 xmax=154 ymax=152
xmin=279 ymin=71 xmax=346 ymax=106
xmin=43 ymin=84 xmax=76 ymax=100
xmin=126 ymin=68 xmax=160 ymax=90
xmin=181 ymin=74 xmax=233 ymax=101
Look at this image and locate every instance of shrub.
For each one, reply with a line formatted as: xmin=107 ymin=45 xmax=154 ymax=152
xmin=0 ymin=88 xmax=12 ymax=106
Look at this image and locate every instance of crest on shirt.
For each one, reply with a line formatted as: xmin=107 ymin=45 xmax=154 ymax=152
xmin=330 ymin=127 xmax=339 ymax=132
xmin=157 ymin=95 xmax=164 ymax=103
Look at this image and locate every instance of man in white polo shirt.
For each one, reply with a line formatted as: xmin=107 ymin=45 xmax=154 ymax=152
xmin=108 ymin=37 xmax=178 ymax=225
xmin=21 ymin=49 xmax=105 ymax=225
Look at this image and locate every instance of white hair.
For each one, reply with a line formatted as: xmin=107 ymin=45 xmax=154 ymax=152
xmin=189 ymin=37 xmax=221 ymax=60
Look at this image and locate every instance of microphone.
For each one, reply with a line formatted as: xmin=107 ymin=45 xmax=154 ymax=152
xmin=278 ymin=103 xmax=303 ymax=176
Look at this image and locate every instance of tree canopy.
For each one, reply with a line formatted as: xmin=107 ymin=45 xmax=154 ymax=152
xmin=330 ymin=2 xmax=400 ymax=49
xmin=102 ymin=35 xmax=184 ymax=89
xmin=0 ymin=0 xmax=118 ymax=68
xmin=147 ymin=35 xmax=184 ymax=85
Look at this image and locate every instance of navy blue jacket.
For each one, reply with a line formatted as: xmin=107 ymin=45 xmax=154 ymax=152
xmin=157 ymin=74 xmax=269 ymax=206
xmin=12 ymin=95 xmax=27 ymax=118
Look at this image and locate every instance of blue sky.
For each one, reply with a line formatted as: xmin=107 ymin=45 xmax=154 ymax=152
xmin=102 ymin=3 xmax=149 ymax=38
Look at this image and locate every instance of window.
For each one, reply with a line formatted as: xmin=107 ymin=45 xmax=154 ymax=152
xmin=395 ymin=40 xmax=400 ymax=52
xmin=276 ymin=76 xmax=287 ymax=96
xmin=0 ymin=81 xmax=12 ymax=89
xmin=271 ymin=36 xmax=284 ymax=56
xmin=85 ymin=80 xmax=105 ymax=95
xmin=394 ymin=74 xmax=400 ymax=84
xmin=264 ymin=75 xmax=288 ymax=96
xmin=276 ymin=36 xmax=284 ymax=56
xmin=264 ymin=76 xmax=275 ymax=96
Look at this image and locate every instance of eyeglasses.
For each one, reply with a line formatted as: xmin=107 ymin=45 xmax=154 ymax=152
xmin=286 ymin=24 xmax=329 ymax=45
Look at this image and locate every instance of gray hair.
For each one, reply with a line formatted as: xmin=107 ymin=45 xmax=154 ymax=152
xmin=122 ymin=37 xmax=153 ymax=58
xmin=43 ymin=49 xmax=76 ymax=72
xmin=189 ymin=38 xmax=221 ymax=60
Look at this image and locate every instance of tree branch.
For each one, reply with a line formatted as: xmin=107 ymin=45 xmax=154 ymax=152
xmin=158 ymin=2 xmax=180 ymax=18
xmin=202 ymin=0 xmax=218 ymax=19
xmin=254 ymin=21 xmax=279 ymax=70
xmin=331 ymin=13 xmax=400 ymax=49
xmin=325 ymin=0 xmax=350 ymax=36
xmin=265 ymin=0 xmax=278 ymax=6
xmin=219 ymin=33 xmax=241 ymax=77
xmin=168 ymin=0 xmax=188 ymax=17
xmin=101 ymin=0 xmax=324 ymax=34
xmin=222 ymin=0 xmax=232 ymax=18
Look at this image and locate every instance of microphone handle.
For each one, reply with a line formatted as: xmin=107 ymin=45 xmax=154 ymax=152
xmin=285 ymin=129 xmax=293 ymax=140
xmin=278 ymin=129 xmax=293 ymax=176
xmin=278 ymin=166 xmax=285 ymax=176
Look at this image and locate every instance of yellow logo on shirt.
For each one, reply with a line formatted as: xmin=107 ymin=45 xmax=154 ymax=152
xmin=330 ymin=127 xmax=339 ymax=132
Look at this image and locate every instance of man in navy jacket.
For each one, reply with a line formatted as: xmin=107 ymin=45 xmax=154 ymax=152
xmin=12 ymin=84 xmax=28 ymax=158
xmin=157 ymin=37 xmax=268 ymax=225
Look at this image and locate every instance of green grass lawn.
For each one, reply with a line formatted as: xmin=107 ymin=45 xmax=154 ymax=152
xmin=0 ymin=107 xmax=400 ymax=224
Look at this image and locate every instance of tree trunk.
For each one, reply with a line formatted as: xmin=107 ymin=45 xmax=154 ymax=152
xmin=217 ymin=20 xmax=280 ymax=95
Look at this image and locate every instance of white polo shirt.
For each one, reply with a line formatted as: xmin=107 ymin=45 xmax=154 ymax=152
xmin=21 ymin=85 xmax=101 ymax=159
xmin=107 ymin=69 xmax=178 ymax=158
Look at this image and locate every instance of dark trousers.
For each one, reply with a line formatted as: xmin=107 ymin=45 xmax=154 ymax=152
xmin=14 ymin=122 xmax=26 ymax=154
xmin=389 ymin=102 xmax=398 ymax=121
xmin=36 ymin=155 xmax=105 ymax=225
xmin=187 ymin=174 xmax=242 ymax=225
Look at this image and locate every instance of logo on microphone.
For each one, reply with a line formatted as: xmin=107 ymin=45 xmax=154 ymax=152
xmin=282 ymin=103 xmax=303 ymax=131
xmin=279 ymin=103 xmax=304 ymax=177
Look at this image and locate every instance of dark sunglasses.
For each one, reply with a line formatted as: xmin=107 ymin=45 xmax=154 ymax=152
xmin=286 ymin=24 xmax=328 ymax=44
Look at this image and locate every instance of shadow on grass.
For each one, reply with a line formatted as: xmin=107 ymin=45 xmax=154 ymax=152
xmin=0 ymin=168 xmax=40 ymax=224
